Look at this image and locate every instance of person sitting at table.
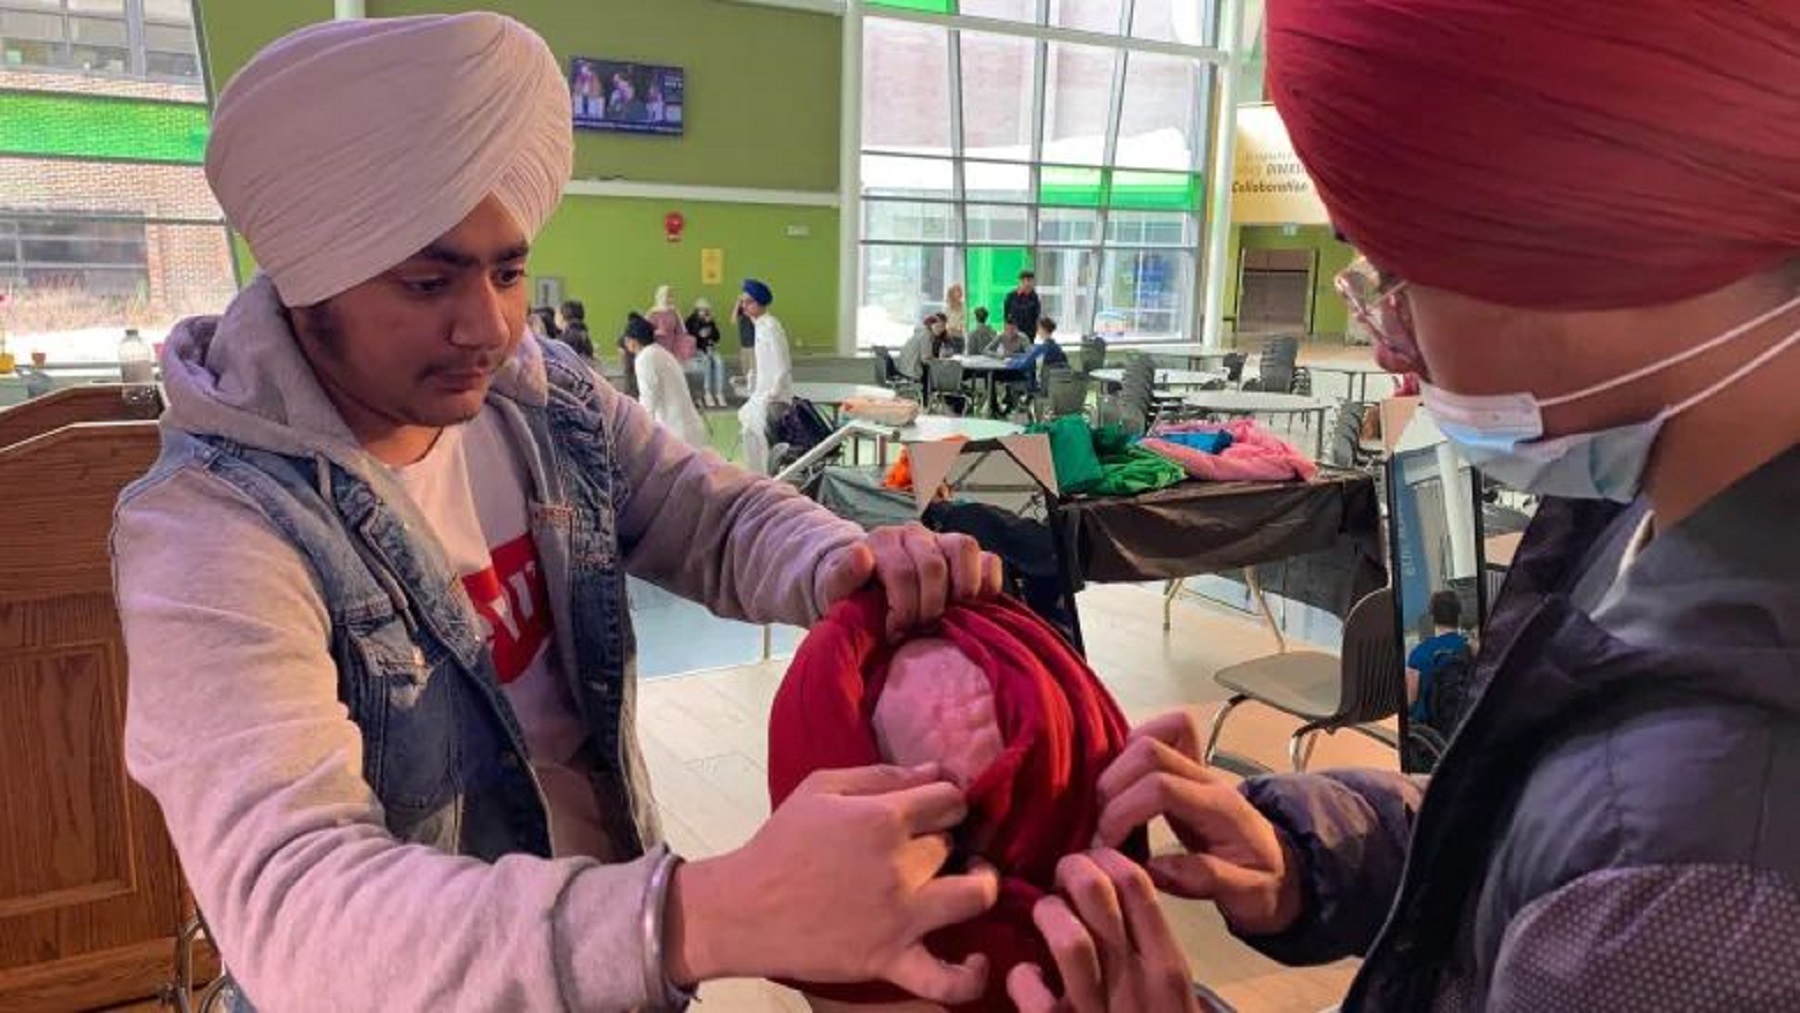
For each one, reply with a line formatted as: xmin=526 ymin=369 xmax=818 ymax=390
xmin=994 ymin=318 xmax=1031 ymax=357
xmin=966 ymin=307 xmax=998 ymax=356
xmin=999 ymin=317 xmax=1070 ymax=414
xmin=898 ymin=312 xmax=946 ymax=384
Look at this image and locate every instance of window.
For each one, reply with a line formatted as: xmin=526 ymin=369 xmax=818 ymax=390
xmin=1042 ymin=41 xmax=1116 ymax=165
xmin=0 ymin=210 xmax=147 ymax=296
xmin=857 ymin=2 xmax=1223 ymax=345
xmin=0 ymin=0 xmax=200 ymax=82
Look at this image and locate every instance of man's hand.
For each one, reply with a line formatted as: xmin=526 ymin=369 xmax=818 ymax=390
xmin=817 ymin=524 xmax=1004 ymax=640
xmin=666 ymin=764 xmax=1001 ymax=1004
xmin=1007 ymin=850 xmax=1201 ymax=1013
xmin=1093 ymin=712 xmax=1304 ymax=937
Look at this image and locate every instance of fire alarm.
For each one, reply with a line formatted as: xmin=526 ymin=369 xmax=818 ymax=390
xmin=665 ymin=212 xmax=686 ymax=243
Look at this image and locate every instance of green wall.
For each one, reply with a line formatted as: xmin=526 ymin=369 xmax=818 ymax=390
xmin=537 ymin=197 xmax=840 ymax=359
xmin=195 ymin=0 xmax=843 ymax=345
xmin=1225 ymin=224 xmax=1355 ymax=338
xmin=198 ymin=0 xmax=840 ymax=190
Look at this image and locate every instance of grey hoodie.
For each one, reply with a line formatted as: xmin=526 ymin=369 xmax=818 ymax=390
xmin=112 ymin=276 xmax=862 ymax=1010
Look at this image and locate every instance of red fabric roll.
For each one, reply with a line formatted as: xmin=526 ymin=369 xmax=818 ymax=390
xmin=767 ymin=591 xmax=1141 ymax=1011
xmin=1266 ymin=1 xmax=1800 ymax=310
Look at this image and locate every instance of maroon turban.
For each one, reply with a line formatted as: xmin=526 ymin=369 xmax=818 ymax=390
xmin=1267 ymin=1 xmax=1800 ymax=309
xmin=768 ymin=592 xmax=1144 ymax=1011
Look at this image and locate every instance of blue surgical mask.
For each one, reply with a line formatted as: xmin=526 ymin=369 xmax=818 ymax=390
xmin=1423 ymin=296 xmax=1800 ymax=502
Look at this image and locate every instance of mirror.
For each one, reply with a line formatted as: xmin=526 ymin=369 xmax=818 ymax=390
xmin=1387 ymin=410 xmax=1486 ymax=773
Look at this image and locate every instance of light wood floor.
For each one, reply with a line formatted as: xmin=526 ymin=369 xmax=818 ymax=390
xmin=642 ymin=581 xmax=1394 ymax=1013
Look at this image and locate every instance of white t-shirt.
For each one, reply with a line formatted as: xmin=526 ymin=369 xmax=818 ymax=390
xmin=391 ymin=408 xmax=610 ymax=859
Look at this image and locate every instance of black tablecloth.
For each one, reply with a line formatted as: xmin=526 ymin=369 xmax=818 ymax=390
xmin=1055 ymin=468 xmax=1386 ymax=617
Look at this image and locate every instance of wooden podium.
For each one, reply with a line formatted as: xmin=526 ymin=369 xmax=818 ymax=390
xmin=0 ymin=386 xmax=216 ymax=1011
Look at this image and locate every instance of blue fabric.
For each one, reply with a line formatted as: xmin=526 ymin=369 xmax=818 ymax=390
xmin=1005 ymin=339 xmax=1070 ymax=375
xmin=743 ymin=278 xmax=774 ymax=307
xmin=124 ymin=339 xmax=656 ymax=867
xmin=1406 ymin=631 xmax=1470 ymax=721
xmin=1156 ymin=430 xmax=1235 ymax=455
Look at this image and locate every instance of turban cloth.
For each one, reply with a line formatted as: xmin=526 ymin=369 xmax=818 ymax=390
xmin=1267 ymin=1 xmax=1800 ymax=310
xmin=206 ymin=13 xmax=573 ymax=307
xmin=743 ymin=278 xmax=775 ymax=307
xmin=768 ymin=591 xmax=1145 ymax=1011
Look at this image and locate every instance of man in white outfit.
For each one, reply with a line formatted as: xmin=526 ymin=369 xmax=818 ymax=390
xmin=625 ymin=313 xmax=710 ymax=449
xmin=737 ymin=278 xmax=793 ymax=473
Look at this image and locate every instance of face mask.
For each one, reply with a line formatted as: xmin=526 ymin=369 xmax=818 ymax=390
xmin=1423 ymin=294 xmax=1800 ymax=502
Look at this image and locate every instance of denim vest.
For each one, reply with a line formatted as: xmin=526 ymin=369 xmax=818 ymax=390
xmin=132 ymin=345 xmax=660 ymax=870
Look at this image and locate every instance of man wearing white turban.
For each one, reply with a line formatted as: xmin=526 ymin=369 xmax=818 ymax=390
xmin=112 ymin=13 xmax=1006 ymax=1012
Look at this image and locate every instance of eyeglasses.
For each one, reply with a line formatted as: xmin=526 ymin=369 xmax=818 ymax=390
xmin=1334 ymin=256 xmax=1417 ymax=362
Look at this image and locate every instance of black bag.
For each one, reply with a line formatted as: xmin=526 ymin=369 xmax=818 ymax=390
xmin=772 ymin=397 xmax=834 ymax=455
xmin=1403 ymin=641 xmax=1480 ymax=771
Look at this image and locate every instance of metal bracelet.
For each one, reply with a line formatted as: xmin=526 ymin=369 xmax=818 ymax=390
xmin=640 ymin=846 xmax=695 ymax=1011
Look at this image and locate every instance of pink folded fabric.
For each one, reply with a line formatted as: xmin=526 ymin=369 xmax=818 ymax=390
xmin=1143 ymin=419 xmax=1318 ymax=482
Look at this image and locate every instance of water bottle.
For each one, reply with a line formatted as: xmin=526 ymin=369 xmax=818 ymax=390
xmin=119 ymin=328 xmax=154 ymax=385
xmin=22 ymin=351 xmax=53 ymax=400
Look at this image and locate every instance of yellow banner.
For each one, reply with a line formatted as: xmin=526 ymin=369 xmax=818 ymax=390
xmin=1231 ymin=105 xmax=1329 ymax=225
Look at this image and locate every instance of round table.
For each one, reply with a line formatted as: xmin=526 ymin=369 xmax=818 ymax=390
xmin=847 ymin=414 xmax=1025 ymax=467
xmin=1106 ymin=343 xmax=1235 ymax=371
xmin=952 ymin=355 xmax=1030 ymax=417
xmin=1304 ymin=361 xmax=1395 ymax=403
xmin=1091 ymin=367 xmax=1226 ymax=389
xmin=1181 ymin=390 xmax=1336 ymax=457
xmin=897 ymin=415 xmax=1025 ymax=443
xmin=792 ymin=382 xmax=895 ymax=414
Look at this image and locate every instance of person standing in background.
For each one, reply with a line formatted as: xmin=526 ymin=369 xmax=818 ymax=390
xmin=737 ymin=278 xmax=792 ymax=474
xmin=966 ymin=306 xmax=998 ymax=357
xmin=687 ymin=297 xmax=728 ymax=408
xmin=624 ymin=314 xmax=710 ymax=448
xmin=1004 ymin=269 xmax=1041 ymax=337
xmin=943 ymin=284 xmax=968 ymax=350
xmin=647 ymin=285 xmax=696 ymax=362
xmin=556 ymin=299 xmax=593 ymax=360
xmin=733 ymin=290 xmax=757 ymax=378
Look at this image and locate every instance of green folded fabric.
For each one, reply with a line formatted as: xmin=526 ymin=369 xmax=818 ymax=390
xmin=1027 ymin=415 xmax=1106 ymax=494
xmin=1089 ymin=446 xmax=1187 ymax=496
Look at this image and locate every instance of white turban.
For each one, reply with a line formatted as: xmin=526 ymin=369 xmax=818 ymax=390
xmin=206 ymin=13 xmax=573 ymax=307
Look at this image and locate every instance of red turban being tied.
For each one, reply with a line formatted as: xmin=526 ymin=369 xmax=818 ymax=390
xmin=768 ymin=592 xmax=1143 ymax=1011
xmin=1267 ymin=1 xmax=1800 ymax=310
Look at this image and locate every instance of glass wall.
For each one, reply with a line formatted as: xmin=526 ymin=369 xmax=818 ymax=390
xmin=857 ymin=0 xmax=1222 ymax=348
xmin=0 ymin=0 xmax=232 ymax=367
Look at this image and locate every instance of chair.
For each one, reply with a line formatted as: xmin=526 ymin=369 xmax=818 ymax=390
xmin=873 ymin=346 xmax=922 ymax=400
xmin=1079 ymin=337 xmax=1107 ymax=376
xmin=926 ymin=358 xmax=968 ymax=415
xmin=1202 ymin=587 xmax=1403 ymax=771
xmin=1043 ymin=367 xmax=1092 ymax=420
xmin=1325 ymin=402 xmax=1379 ymax=471
xmin=1242 ymin=335 xmax=1300 ymax=393
xmin=1108 ymin=354 xmax=1152 ymax=433
xmin=1222 ymin=352 xmax=1248 ymax=386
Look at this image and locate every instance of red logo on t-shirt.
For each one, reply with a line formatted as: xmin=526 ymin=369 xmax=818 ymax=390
xmin=460 ymin=533 xmax=552 ymax=684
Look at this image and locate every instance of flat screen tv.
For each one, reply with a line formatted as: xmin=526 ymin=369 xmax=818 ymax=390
xmin=570 ymin=57 xmax=684 ymax=136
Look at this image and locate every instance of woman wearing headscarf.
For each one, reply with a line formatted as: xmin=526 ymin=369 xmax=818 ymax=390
xmin=1097 ymin=3 xmax=1800 ymax=1010
xmin=648 ymin=284 xmax=697 ymax=362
